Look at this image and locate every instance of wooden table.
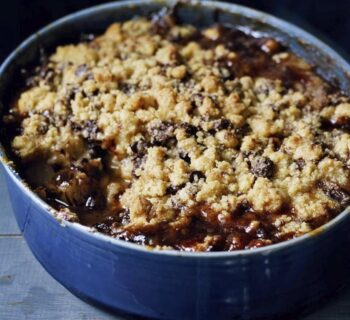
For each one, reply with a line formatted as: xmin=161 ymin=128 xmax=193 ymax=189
xmin=1 ymin=168 xmax=349 ymax=320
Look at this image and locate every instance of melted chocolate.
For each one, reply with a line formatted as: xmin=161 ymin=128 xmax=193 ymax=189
xmin=321 ymin=116 xmax=350 ymax=133
xmin=91 ymin=202 xmax=300 ymax=251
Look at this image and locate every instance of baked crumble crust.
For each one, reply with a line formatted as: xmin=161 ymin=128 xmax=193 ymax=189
xmin=4 ymin=13 xmax=350 ymax=251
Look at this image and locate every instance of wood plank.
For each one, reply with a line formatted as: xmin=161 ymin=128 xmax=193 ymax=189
xmin=0 ymin=167 xmax=20 ymax=235
xmin=0 ymin=237 xmax=129 ymax=320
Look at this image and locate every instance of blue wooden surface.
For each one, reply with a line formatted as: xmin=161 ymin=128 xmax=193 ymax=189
xmin=0 ymin=170 xmax=20 ymax=235
xmin=1 ymin=168 xmax=350 ymax=320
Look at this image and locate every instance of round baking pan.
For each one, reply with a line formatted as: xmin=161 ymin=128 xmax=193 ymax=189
xmin=1 ymin=1 xmax=350 ymax=319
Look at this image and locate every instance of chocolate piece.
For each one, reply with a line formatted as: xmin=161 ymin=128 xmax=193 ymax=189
xmin=166 ymin=183 xmax=186 ymax=195
xmin=189 ymin=171 xmax=205 ymax=183
xmin=321 ymin=117 xmax=350 ymax=133
xmin=130 ymin=139 xmax=150 ymax=157
xmin=179 ymin=150 xmax=191 ymax=164
xmin=180 ymin=122 xmax=198 ymax=137
xmin=149 ymin=121 xmax=176 ymax=147
xmin=295 ymin=159 xmax=306 ymax=170
xmin=318 ymin=181 xmax=350 ymax=206
xmin=213 ymin=118 xmax=232 ymax=131
xmin=250 ymin=157 xmax=275 ymax=179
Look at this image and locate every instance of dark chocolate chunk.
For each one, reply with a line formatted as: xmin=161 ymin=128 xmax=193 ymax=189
xmin=132 ymin=155 xmax=145 ymax=172
xmin=189 ymin=171 xmax=205 ymax=183
xmin=318 ymin=181 xmax=350 ymax=206
xmin=119 ymin=83 xmax=138 ymax=94
xmin=94 ymin=216 xmax=118 ymax=234
xmin=151 ymin=6 xmax=176 ymax=37
xmin=321 ymin=117 xmax=350 ymax=133
xmin=65 ymin=87 xmax=79 ymax=105
xmin=269 ymin=137 xmax=283 ymax=151
xmin=213 ymin=118 xmax=232 ymax=131
xmin=232 ymin=200 xmax=252 ymax=217
xmin=73 ymin=120 xmax=99 ymax=141
xmin=179 ymin=150 xmax=191 ymax=164
xmin=190 ymin=93 xmax=204 ymax=111
xmin=295 ymin=158 xmax=306 ymax=170
xmin=130 ymin=139 xmax=149 ymax=157
xmin=180 ymin=122 xmax=198 ymax=137
xmin=87 ymin=143 xmax=106 ymax=159
xmin=149 ymin=121 xmax=176 ymax=147
xmin=70 ymin=122 xmax=82 ymax=132
xmin=250 ymin=156 xmax=275 ymax=179
xmin=234 ymin=123 xmax=250 ymax=138
xmin=166 ymin=183 xmax=186 ymax=195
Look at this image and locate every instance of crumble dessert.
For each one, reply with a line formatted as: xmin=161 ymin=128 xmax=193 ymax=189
xmin=3 ymin=11 xmax=350 ymax=251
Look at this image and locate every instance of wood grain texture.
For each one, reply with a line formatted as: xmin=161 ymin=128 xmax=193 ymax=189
xmin=0 ymin=237 xmax=124 ymax=320
xmin=0 ymin=168 xmax=349 ymax=319
xmin=0 ymin=168 xmax=20 ymax=235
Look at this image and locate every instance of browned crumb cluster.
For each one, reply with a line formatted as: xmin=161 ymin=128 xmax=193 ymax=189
xmin=3 ymin=12 xmax=350 ymax=251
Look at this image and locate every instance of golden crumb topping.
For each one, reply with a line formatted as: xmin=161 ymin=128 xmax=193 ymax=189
xmin=3 ymin=13 xmax=350 ymax=251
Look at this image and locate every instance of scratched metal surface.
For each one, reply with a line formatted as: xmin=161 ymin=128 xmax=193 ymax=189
xmin=1 ymin=168 xmax=350 ymax=320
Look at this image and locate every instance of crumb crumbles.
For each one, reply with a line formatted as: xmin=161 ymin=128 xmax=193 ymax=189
xmin=3 ymin=11 xmax=350 ymax=251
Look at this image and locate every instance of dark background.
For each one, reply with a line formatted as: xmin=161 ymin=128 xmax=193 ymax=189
xmin=1 ymin=0 xmax=349 ymax=62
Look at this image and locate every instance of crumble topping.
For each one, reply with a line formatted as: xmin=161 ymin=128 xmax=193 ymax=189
xmin=3 ymin=12 xmax=350 ymax=251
